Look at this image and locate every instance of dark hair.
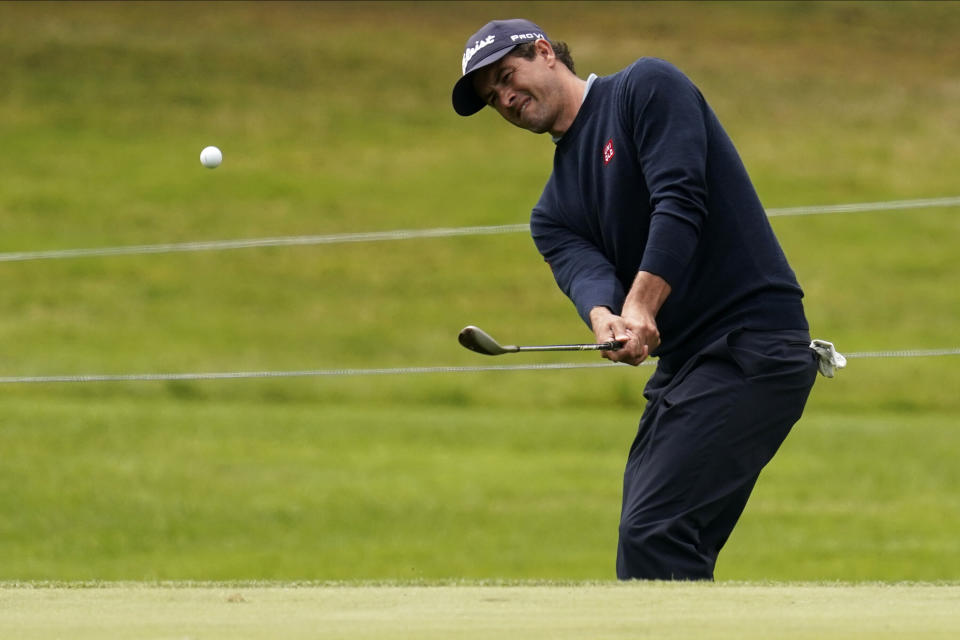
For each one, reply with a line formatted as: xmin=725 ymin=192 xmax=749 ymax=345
xmin=511 ymin=40 xmax=576 ymax=74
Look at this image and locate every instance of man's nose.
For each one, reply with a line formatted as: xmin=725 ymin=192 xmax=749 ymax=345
xmin=497 ymin=86 xmax=516 ymax=109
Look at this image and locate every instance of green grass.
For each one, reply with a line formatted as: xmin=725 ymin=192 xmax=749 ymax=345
xmin=3 ymin=582 xmax=959 ymax=639
xmin=0 ymin=392 xmax=957 ymax=581
xmin=0 ymin=0 xmax=958 ymax=583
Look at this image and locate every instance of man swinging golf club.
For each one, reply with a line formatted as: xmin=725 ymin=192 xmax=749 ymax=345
xmin=452 ymin=19 xmax=820 ymax=580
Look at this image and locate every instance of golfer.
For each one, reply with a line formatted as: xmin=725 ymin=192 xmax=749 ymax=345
xmin=452 ymin=19 xmax=820 ymax=580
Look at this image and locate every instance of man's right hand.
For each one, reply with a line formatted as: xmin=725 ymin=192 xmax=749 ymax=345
xmin=589 ymin=306 xmax=660 ymax=366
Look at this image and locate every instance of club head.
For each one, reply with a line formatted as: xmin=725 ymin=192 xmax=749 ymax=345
xmin=458 ymin=325 xmax=512 ymax=355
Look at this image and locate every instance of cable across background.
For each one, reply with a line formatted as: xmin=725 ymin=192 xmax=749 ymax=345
xmin=0 ymin=196 xmax=958 ymax=263
xmin=2 ymin=195 xmax=958 ymax=384
xmin=1 ymin=348 xmax=958 ymax=385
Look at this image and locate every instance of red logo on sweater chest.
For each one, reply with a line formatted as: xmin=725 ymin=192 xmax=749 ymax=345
xmin=603 ymin=139 xmax=615 ymax=165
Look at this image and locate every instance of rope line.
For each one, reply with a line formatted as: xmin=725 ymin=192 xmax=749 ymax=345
xmin=1 ymin=196 xmax=957 ymax=263
xmin=1 ymin=348 xmax=956 ymax=384
xmin=843 ymin=348 xmax=960 ymax=359
xmin=0 ymin=225 xmax=530 ymax=263
xmin=764 ymin=196 xmax=960 ymax=217
xmin=0 ymin=362 xmax=625 ymax=384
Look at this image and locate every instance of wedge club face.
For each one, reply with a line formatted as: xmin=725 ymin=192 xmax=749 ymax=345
xmin=458 ymin=325 xmax=623 ymax=356
xmin=458 ymin=325 xmax=515 ymax=355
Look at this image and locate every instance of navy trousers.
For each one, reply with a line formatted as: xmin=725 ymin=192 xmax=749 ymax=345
xmin=616 ymin=328 xmax=818 ymax=580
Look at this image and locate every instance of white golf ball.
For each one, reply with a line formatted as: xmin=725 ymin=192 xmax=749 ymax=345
xmin=200 ymin=146 xmax=222 ymax=169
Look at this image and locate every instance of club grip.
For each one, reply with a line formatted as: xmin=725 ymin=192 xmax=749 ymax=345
xmin=598 ymin=340 xmax=624 ymax=351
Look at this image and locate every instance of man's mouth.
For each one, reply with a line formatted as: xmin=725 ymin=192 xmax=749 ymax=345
xmin=517 ymin=97 xmax=531 ymax=118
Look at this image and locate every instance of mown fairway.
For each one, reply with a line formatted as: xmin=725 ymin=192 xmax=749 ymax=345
xmin=0 ymin=0 xmax=958 ymax=600
xmin=2 ymin=582 xmax=959 ymax=640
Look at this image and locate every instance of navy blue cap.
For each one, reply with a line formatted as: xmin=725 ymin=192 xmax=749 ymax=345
xmin=452 ymin=19 xmax=548 ymax=116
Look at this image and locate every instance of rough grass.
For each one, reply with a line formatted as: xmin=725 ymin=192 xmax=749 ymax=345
xmin=0 ymin=1 xmax=957 ymax=582
xmin=0 ymin=395 xmax=956 ymax=581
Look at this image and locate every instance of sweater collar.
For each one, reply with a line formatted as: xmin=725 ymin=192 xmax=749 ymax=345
xmin=553 ymin=73 xmax=598 ymax=144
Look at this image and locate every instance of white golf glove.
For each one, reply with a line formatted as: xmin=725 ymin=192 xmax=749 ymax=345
xmin=810 ymin=339 xmax=847 ymax=378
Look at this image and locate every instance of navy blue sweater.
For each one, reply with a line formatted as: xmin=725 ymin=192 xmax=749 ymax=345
xmin=530 ymin=58 xmax=807 ymax=368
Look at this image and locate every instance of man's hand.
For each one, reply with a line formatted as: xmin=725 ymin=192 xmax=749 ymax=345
xmin=590 ymin=306 xmax=660 ymax=366
xmin=589 ymin=271 xmax=671 ymax=367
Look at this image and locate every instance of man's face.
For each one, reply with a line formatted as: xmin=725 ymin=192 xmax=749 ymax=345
xmin=472 ymin=42 xmax=562 ymax=134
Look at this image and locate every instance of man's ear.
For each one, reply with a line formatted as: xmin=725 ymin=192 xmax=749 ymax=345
xmin=535 ymin=38 xmax=556 ymax=66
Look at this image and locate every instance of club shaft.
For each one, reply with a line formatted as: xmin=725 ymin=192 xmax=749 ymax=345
xmin=512 ymin=341 xmax=621 ymax=352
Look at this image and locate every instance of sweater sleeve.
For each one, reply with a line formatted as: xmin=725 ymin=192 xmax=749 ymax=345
xmin=531 ymin=200 xmax=626 ymax=328
xmin=623 ymin=59 xmax=710 ymax=286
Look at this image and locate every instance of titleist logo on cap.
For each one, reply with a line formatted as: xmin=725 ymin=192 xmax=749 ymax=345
xmin=462 ymin=35 xmax=496 ymax=74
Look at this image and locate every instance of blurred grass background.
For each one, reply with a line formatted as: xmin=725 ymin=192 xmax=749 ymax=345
xmin=0 ymin=1 xmax=957 ymax=581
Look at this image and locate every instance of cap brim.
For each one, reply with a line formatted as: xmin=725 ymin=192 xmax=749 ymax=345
xmin=451 ymin=46 xmax=516 ymax=116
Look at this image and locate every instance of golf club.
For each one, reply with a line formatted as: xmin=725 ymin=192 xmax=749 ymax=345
xmin=458 ymin=325 xmax=623 ymax=356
